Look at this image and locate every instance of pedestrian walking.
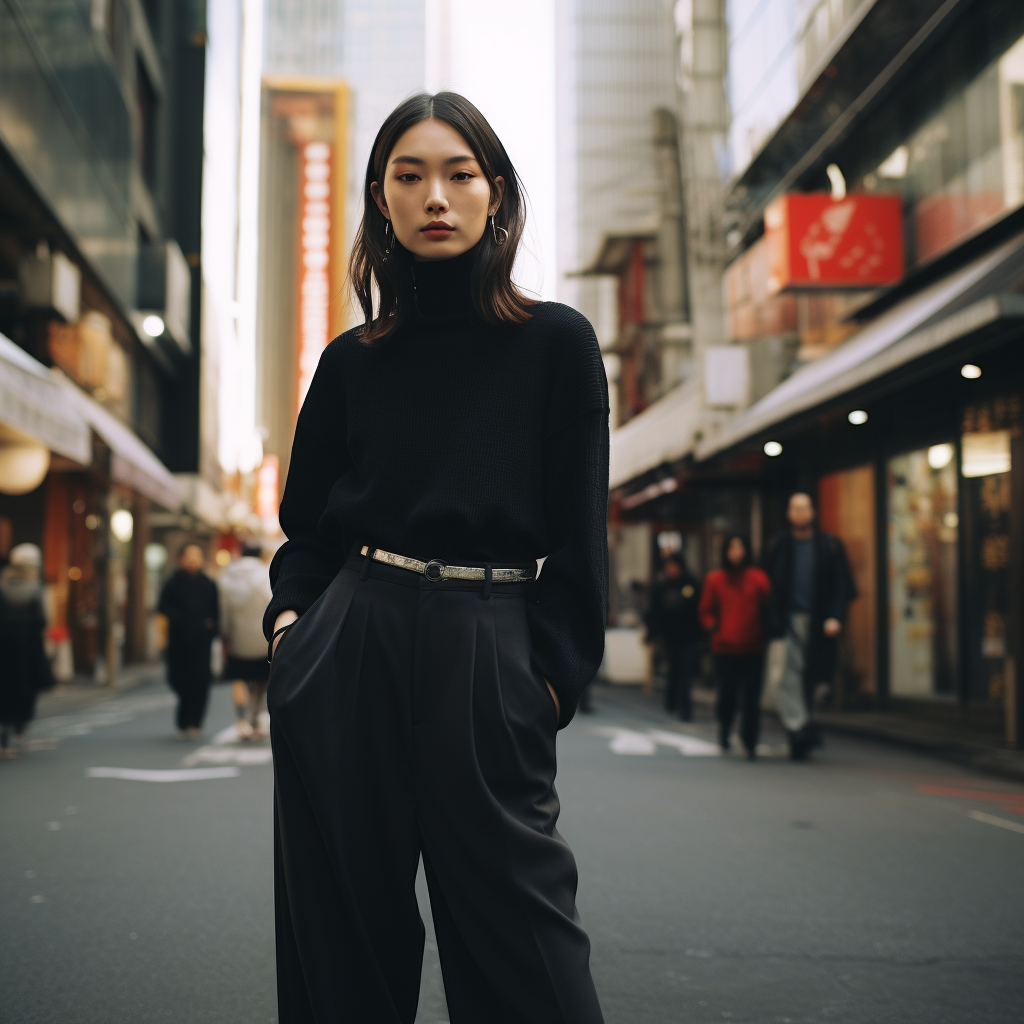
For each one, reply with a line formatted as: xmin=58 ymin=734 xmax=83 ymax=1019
xmin=698 ymin=535 xmax=771 ymax=759
xmin=265 ymin=93 xmax=608 ymax=1023
xmin=157 ymin=545 xmax=219 ymax=739
xmin=0 ymin=544 xmax=54 ymax=758
xmin=645 ymin=553 xmax=702 ymax=720
xmin=219 ymin=543 xmax=273 ymax=739
xmin=766 ymin=492 xmax=856 ymax=761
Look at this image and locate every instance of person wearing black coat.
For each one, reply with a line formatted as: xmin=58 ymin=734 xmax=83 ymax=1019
xmin=765 ymin=493 xmax=855 ymax=760
xmin=158 ymin=544 xmax=219 ymax=737
xmin=645 ymin=553 xmax=702 ymax=720
xmin=0 ymin=543 xmax=55 ymax=757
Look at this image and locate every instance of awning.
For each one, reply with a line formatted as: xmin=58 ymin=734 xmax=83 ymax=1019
xmin=0 ymin=332 xmax=91 ymax=464
xmin=696 ymin=232 xmax=1024 ymax=461
xmin=610 ymin=378 xmax=701 ymax=489
xmin=61 ymin=379 xmax=182 ymax=510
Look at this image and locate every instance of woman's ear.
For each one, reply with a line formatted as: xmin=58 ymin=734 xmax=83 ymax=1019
xmin=370 ymin=181 xmax=390 ymax=220
xmin=488 ymin=175 xmax=505 ymax=217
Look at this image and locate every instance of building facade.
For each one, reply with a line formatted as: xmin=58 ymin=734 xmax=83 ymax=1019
xmin=0 ymin=0 xmax=210 ymax=681
xmin=609 ymin=0 xmax=1024 ymax=748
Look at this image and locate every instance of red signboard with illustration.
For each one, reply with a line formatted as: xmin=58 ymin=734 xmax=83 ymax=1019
xmin=765 ymin=193 xmax=904 ymax=291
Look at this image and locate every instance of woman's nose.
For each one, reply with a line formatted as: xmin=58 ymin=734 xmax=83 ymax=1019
xmin=425 ymin=187 xmax=449 ymax=214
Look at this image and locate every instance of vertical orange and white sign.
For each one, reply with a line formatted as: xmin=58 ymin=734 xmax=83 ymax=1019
xmin=297 ymin=141 xmax=332 ymax=411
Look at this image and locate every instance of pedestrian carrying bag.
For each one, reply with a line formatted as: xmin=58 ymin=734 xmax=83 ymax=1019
xmin=761 ymin=638 xmax=786 ymax=711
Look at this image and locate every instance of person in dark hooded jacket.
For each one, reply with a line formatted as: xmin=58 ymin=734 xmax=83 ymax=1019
xmin=0 ymin=543 xmax=55 ymax=757
xmin=646 ymin=553 xmax=703 ymax=720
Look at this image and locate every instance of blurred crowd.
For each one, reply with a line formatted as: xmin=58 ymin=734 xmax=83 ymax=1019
xmin=643 ymin=492 xmax=854 ymax=761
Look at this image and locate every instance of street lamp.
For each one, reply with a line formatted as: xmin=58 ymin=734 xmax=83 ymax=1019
xmin=960 ymin=363 xmax=981 ymax=379
xmin=848 ymin=409 xmax=868 ymax=425
xmin=763 ymin=440 xmax=783 ymax=457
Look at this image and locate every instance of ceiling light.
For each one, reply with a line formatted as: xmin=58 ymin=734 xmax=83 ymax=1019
xmin=142 ymin=314 xmax=165 ymax=338
xmin=110 ymin=509 xmax=134 ymax=543
xmin=960 ymin=363 xmax=981 ymax=379
xmin=848 ymin=409 xmax=868 ymax=425
xmin=927 ymin=443 xmax=955 ymax=470
xmin=763 ymin=440 xmax=783 ymax=457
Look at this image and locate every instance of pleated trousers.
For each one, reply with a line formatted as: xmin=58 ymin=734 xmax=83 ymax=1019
xmin=268 ymin=555 xmax=604 ymax=1024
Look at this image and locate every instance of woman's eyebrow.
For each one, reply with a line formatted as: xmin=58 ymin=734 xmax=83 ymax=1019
xmin=389 ymin=153 xmax=478 ymax=166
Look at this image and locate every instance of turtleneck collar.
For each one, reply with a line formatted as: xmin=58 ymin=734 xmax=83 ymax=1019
xmin=409 ymin=243 xmax=478 ymax=323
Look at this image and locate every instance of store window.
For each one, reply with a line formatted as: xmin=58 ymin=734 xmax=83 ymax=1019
xmin=887 ymin=445 xmax=959 ymax=698
xmin=862 ymin=33 xmax=1024 ymax=265
xmin=962 ymin=398 xmax=1019 ymax=704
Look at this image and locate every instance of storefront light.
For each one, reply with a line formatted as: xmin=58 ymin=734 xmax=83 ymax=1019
xmin=960 ymin=363 xmax=982 ymax=379
xmin=927 ymin=443 xmax=955 ymax=470
xmin=848 ymin=409 xmax=868 ymax=425
xmin=142 ymin=314 xmax=165 ymax=338
xmin=763 ymin=440 xmax=783 ymax=457
xmin=110 ymin=508 xmax=133 ymax=543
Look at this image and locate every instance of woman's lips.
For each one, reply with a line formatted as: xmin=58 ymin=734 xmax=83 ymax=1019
xmin=421 ymin=222 xmax=454 ymax=240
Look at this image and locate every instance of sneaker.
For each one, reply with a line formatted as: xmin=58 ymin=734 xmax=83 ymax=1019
xmin=235 ymin=720 xmax=254 ymax=740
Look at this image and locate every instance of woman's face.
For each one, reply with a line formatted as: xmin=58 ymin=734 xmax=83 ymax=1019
xmin=726 ymin=538 xmax=747 ymax=567
xmin=370 ymin=119 xmax=503 ymax=261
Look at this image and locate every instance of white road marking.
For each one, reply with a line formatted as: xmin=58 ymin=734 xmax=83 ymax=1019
xmin=87 ymin=767 xmax=240 ymax=782
xmin=648 ymin=730 xmax=721 ymax=756
xmin=969 ymin=810 xmax=1024 ymax=835
xmin=211 ymin=723 xmax=243 ymax=744
xmin=593 ymin=726 xmax=720 ymax=756
xmin=35 ymin=694 xmax=175 ymax=738
xmin=183 ymin=746 xmax=272 ymax=766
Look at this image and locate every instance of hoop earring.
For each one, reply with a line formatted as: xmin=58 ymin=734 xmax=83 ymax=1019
xmin=383 ymin=220 xmax=393 ymax=262
xmin=491 ymin=215 xmax=509 ymax=246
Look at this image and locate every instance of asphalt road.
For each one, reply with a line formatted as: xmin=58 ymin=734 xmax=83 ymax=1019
xmin=1 ymin=679 xmax=1022 ymax=1024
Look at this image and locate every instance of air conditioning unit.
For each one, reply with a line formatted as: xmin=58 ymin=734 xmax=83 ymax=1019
xmin=136 ymin=240 xmax=192 ymax=353
xmin=18 ymin=247 xmax=81 ymax=322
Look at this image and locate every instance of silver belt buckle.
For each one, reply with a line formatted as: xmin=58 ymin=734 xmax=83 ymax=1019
xmin=423 ymin=559 xmax=445 ymax=582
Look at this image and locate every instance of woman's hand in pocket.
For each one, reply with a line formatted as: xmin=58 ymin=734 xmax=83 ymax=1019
xmin=272 ymin=610 xmax=299 ymax=657
xmin=545 ymin=679 xmax=561 ymax=725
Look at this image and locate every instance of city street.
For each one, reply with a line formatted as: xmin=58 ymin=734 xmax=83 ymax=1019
xmin=2 ymin=680 xmax=1022 ymax=1024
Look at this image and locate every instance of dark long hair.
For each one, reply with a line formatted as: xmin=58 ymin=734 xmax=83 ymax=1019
xmin=349 ymin=92 xmax=535 ymax=343
xmin=720 ymin=533 xmax=753 ymax=571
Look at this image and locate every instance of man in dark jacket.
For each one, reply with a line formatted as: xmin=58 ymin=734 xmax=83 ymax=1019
xmin=766 ymin=493 xmax=855 ymax=760
xmin=158 ymin=545 xmax=219 ymax=738
xmin=646 ymin=553 xmax=703 ymax=720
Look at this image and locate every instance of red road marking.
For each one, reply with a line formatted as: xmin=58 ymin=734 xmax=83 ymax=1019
xmin=915 ymin=785 xmax=1024 ymax=817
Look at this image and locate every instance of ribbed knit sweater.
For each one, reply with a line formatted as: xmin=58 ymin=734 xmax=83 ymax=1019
xmin=264 ymin=247 xmax=610 ymax=726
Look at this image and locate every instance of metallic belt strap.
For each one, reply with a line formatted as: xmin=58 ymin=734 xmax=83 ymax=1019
xmin=359 ymin=545 xmax=537 ymax=583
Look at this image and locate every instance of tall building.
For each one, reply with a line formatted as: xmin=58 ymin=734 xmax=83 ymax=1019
xmin=0 ymin=0 xmax=210 ymax=681
xmin=257 ymin=0 xmax=425 ymax=498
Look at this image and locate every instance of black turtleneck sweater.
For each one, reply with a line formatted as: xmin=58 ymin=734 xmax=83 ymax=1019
xmin=264 ymin=248 xmax=610 ymax=726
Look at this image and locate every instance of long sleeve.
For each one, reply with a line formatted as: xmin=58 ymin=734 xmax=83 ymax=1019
xmin=527 ymin=408 xmax=609 ymax=728
xmin=264 ymin=343 xmax=352 ymax=639
xmin=698 ymin=575 xmax=720 ymax=635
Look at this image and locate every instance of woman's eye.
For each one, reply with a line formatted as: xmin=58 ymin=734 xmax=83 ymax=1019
xmin=451 ymin=171 xmax=473 ymax=181
xmin=396 ymin=173 xmax=420 ymax=182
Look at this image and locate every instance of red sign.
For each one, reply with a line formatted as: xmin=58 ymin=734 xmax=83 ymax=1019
xmin=765 ymin=193 xmax=904 ymax=291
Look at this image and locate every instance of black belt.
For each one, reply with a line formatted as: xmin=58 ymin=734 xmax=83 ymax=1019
xmin=358 ymin=545 xmax=537 ymax=583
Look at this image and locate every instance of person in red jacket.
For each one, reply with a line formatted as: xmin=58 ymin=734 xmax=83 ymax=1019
xmin=698 ymin=534 xmax=771 ymax=759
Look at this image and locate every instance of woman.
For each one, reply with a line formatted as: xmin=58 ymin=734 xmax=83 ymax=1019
xmin=698 ymin=534 xmax=771 ymax=759
xmin=0 ymin=543 xmax=54 ymax=757
xmin=265 ymin=93 xmax=608 ymax=1023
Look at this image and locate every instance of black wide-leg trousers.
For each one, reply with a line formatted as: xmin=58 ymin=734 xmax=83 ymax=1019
xmin=268 ymin=556 xmax=604 ymax=1024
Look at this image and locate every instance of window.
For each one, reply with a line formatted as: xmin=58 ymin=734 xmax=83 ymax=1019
xmin=136 ymin=57 xmax=159 ymax=190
